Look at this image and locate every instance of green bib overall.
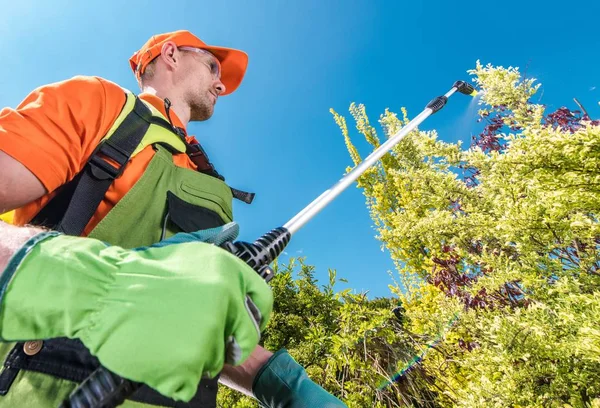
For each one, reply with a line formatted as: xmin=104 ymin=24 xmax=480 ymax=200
xmin=0 ymin=93 xmax=236 ymax=408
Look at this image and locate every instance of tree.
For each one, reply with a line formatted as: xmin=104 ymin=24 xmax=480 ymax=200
xmin=331 ymin=61 xmax=600 ymax=407
xmin=218 ymin=258 xmax=438 ymax=407
xmin=218 ymin=62 xmax=600 ymax=407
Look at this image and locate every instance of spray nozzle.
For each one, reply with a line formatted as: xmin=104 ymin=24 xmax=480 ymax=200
xmin=453 ymin=80 xmax=477 ymax=96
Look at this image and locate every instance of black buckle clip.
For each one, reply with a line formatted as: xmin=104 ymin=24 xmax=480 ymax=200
xmin=187 ymin=143 xmax=224 ymax=180
xmin=187 ymin=143 xmax=209 ymax=164
xmin=88 ymin=140 xmax=131 ymax=180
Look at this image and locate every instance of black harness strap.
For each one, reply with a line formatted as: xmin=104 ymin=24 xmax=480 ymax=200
xmin=231 ymin=187 xmax=255 ymax=204
xmin=32 ymin=97 xmax=158 ymax=235
xmin=31 ymin=96 xmax=254 ymax=233
xmin=58 ymin=98 xmax=159 ymax=236
xmin=186 ymin=142 xmax=254 ymax=204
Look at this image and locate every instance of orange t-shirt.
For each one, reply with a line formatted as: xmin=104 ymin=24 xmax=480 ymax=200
xmin=0 ymin=75 xmax=199 ymax=235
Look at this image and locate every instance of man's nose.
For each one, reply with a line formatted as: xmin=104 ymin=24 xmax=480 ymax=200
xmin=215 ymin=80 xmax=226 ymax=95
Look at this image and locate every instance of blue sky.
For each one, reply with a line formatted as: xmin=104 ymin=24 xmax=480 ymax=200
xmin=1 ymin=0 xmax=598 ymax=297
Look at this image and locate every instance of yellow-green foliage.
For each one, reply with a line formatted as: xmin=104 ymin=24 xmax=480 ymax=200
xmin=218 ymin=62 xmax=599 ymax=407
xmin=217 ymin=259 xmax=437 ymax=407
xmin=331 ymin=61 xmax=600 ymax=407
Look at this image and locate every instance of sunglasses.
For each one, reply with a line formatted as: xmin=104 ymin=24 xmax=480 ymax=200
xmin=178 ymin=46 xmax=222 ymax=79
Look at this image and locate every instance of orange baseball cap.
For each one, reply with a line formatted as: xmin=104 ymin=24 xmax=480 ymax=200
xmin=129 ymin=30 xmax=248 ymax=96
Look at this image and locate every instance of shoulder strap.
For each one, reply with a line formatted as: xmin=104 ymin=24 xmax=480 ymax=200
xmin=31 ymin=95 xmax=254 ymax=234
xmin=32 ymin=97 xmax=162 ymax=235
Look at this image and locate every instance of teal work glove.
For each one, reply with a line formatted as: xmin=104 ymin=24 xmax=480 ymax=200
xmin=252 ymin=349 xmax=347 ymax=408
xmin=0 ymin=223 xmax=273 ymax=402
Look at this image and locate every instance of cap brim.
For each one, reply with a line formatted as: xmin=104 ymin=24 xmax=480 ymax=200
xmin=201 ymin=46 xmax=248 ymax=96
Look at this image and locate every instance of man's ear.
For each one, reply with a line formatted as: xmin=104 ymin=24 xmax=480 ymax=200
xmin=160 ymin=41 xmax=179 ymax=69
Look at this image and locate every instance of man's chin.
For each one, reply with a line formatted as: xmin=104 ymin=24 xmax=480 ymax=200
xmin=190 ymin=106 xmax=214 ymax=121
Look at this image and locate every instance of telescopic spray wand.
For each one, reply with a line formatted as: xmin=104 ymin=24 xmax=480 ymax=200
xmin=60 ymin=80 xmax=478 ymax=408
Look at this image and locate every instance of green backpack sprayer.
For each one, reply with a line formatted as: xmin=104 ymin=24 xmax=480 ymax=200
xmin=60 ymin=80 xmax=478 ymax=408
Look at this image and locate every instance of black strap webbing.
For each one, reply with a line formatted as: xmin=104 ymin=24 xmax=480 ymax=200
xmin=54 ymin=98 xmax=157 ymax=236
xmin=30 ymin=96 xmax=255 ymax=233
xmin=231 ymin=188 xmax=255 ymax=204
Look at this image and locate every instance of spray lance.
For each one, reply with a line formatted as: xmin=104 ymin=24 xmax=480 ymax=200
xmin=59 ymin=80 xmax=477 ymax=408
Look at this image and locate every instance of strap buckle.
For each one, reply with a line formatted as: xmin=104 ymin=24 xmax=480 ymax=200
xmin=88 ymin=140 xmax=130 ymax=180
xmin=187 ymin=143 xmax=224 ymax=180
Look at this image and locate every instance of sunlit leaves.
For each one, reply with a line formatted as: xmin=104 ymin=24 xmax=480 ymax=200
xmin=333 ymin=62 xmax=600 ymax=406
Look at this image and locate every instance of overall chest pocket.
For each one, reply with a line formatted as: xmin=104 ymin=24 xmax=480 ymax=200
xmin=162 ymin=181 xmax=234 ymax=238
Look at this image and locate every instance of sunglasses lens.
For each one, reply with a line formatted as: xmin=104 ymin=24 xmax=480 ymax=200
xmin=210 ymin=60 xmax=221 ymax=79
xmin=179 ymin=47 xmax=221 ymax=80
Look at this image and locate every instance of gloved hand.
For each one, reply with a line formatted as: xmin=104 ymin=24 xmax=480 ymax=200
xmin=252 ymin=349 xmax=347 ymax=408
xmin=0 ymin=223 xmax=272 ymax=402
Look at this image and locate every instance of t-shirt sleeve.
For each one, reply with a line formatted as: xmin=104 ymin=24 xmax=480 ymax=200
xmin=0 ymin=76 xmax=127 ymax=192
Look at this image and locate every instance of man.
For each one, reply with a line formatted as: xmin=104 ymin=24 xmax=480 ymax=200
xmin=0 ymin=30 xmax=345 ymax=407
